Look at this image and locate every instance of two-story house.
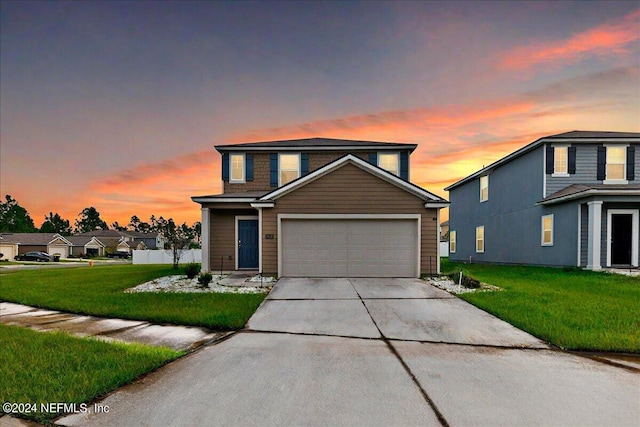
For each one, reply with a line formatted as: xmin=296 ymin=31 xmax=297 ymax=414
xmin=445 ymin=131 xmax=640 ymax=270
xmin=192 ymin=138 xmax=449 ymax=278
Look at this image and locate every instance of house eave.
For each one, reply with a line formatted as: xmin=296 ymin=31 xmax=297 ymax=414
xmin=192 ymin=197 xmax=258 ymax=204
xmin=424 ymin=202 xmax=450 ymax=209
xmin=216 ymin=145 xmax=417 ymax=153
xmin=537 ymin=190 xmax=640 ymax=205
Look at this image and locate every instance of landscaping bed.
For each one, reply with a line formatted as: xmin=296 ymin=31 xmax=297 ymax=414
xmin=441 ymin=258 xmax=640 ymax=353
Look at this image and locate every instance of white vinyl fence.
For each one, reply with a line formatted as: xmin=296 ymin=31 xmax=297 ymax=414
xmin=133 ymin=249 xmax=202 ymax=265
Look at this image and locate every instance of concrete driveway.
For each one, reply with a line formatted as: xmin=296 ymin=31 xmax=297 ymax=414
xmin=59 ymin=278 xmax=639 ymax=427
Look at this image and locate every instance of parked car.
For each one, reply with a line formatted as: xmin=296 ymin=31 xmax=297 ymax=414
xmin=15 ymin=251 xmax=53 ymax=262
xmin=106 ymin=251 xmax=130 ymax=259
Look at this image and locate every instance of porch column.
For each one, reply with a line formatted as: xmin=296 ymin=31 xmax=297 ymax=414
xmin=201 ymin=208 xmax=210 ymax=273
xmin=586 ymin=201 xmax=602 ymax=270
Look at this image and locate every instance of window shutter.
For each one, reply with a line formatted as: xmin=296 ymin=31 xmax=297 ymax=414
xmin=301 ymin=153 xmax=309 ymax=176
xmin=596 ymin=146 xmax=606 ymax=181
xmin=400 ymin=152 xmax=409 ymax=180
xmin=369 ymin=153 xmax=377 ymax=165
xmin=627 ymin=145 xmax=636 ymax=181
xmin=245 ymin=154 xmax=254 ymax=181
xmin=545 ymin=145 xmax=554 ymax=174
xmin=568 ymin=146 xmax=576 ymax=174
xmin=222 ymin=153 xmax=229 ymax=182
xmin=270 ymin=154 xmax=278 ymax=187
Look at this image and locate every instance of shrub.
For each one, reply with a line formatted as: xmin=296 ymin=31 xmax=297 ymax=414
xmin=447 ymin=271 xmax=480 ymax=289
xmin=197 ymin=272 xmax=213 ymax=287
xmin=184 ymin=263 xmax=200 ymax=279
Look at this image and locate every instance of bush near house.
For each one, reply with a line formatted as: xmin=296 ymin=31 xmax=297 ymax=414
xmin=441 ymin=259 xmax=640 ymax=353
xmin=0 ymin=265 xmax=265 ymax=330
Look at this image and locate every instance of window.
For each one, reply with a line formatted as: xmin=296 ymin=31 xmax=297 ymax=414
xmin=554 ymin=146 xmax=568 ymax=175
xmin=541 ymin=214 xmax=554 ymax=246
xmin=230 ymin=153 xmax=245 ymax=183
xmin=378 ymin=153 xmax=400 ymax=176
xmin=279 ymin=154 xmax=300 ymax=186
xmin=476 ymin=226 xmax=484 ymax=253
xmin=449 ymin=231 xmax=456 ymax=253
xmin=479 ymin=175 xmax=489 ymax=202
xmin=606 ymin=146 xmax=626 ymax=181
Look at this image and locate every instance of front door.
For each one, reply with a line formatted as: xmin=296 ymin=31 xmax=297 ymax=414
xmin=611 ymin=214 xmax=632 ymax=265
xmin=238 ymin=220 xmax=259 ymax=269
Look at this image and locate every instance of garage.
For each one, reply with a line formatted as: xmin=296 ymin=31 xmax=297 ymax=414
xmin=48 ymin=244 xmax=69 ymax=258
xmin=281 ymin=218 xmax=418 ymax=277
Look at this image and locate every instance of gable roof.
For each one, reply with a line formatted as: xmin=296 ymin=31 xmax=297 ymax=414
xmin=0 ymin=233 xmax=72 ymax=246
xmin=256 ymin=154 xmax=448 ymax=207
xmin=445 ymin=130 xmax=640 ymax=191
xmin=76 ymin=229 xmax=159 ymax=239
xmin=66 ymin=236 xmax=106 ymax=247
xmin=215 ymin=137 xmax=417 ymax=153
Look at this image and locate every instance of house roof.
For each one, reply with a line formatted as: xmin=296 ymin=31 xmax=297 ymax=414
xmin=215 ymin=137 xmax=417 ymax=153
xmin=537 ymin=184 xmax=640 ymax=205
xmin=66 ymin=236 xmax=106 ymax=247
xmin=0 ymin=233 xmax=71 ymax=245
xmin=192 ymin=191 xmax=269 ymax=203
xmin=257 ymin=154 xmax=448 ymax=207
xmin=76 ymin=229 xmax=159 ymax=239
xmin=445 ymin=130 xmax=640 ymax=191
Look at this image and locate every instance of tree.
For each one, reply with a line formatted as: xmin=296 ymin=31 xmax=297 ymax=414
xmin=128 ymin=215 xmax=150 ymax=233
xmin=111 ymin=221 xmax=128 ymax=231
xmin=40 ymin=212 xmax=72 ymax=235
xmin=0 ymin=195 xmax=37 ymax=232
xmin=157 ymin=218 xmax=195 ymax=269
xmin=74 ymin=207 xmax=108 ymax=233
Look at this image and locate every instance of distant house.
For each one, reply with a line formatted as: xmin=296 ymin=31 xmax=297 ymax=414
xmin=445 ymin=131 xmax=639 ymax=269
xmin=0 ymin=233 xmax=73 ymax=258
xmin=0 ymin=236 xmax=19 ymax=261
xmin=66 ymin=236 xmax=106 ymax=257
xmin=440 ymin=221 xmax=449 ymax=240
xmin=76 ymin=230 xmax=163 ymax=251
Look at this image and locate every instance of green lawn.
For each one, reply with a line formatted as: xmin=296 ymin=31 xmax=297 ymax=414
xmin=0 ymin=324 xmax=180 ymax=424
xmin=441 ymin=259 xmax=640 ymax=352
xmin=0 ymin=265 xmax=266 ymax=330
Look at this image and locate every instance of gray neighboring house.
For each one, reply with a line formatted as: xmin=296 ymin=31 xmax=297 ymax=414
xmin=66 ymin=236 xmax=106 ymax=257
xmin=445 ymin=131 xmax=639 ymax=270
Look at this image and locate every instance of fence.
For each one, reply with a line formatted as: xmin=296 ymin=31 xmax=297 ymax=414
xmin=132 ymin=249 xmax=202 ymax=265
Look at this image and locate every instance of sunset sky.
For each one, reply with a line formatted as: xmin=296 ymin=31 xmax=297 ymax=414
xmin=1 ymin=1 xmax=639 ymax=227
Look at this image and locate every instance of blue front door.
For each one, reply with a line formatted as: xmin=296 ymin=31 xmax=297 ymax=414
xmin=238 ymin=220 xmax=259 ymax=269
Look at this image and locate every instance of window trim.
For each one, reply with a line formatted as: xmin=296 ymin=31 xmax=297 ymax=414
xmin=541 ymin=214 xmax=554 ymax=246
xmin=377 ymin=152 xmax=400 ymax=176
xmin=475 ymin=226 xmax=484 ymax=253
xmin=604 ymin=144 xmax=628 ymax=184
xmin=278 ymin=153 xmax=301 ymax=187
xmin=449 ymin=230 xmax=456 ymax=253
xmin=229 ymin=153 xmax=246 ymax=183
xmin=552 ymin=145 xmax=570 ymax=177
xmin=479 ymin=175 xmax=489 ymax=202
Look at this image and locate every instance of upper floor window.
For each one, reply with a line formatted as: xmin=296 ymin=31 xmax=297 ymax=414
xmin=378 ymin=153 xmax=400 ymax=176
xmin=554 ymin=146 xmax=568 ymax=175
xmin=479 ymin=175 xmax=489 ymax=202
xmin=476 ymin=226 xmax=485 ymax=253
xmin=279 ymin=154 xmax=300 ymax=186
xmin=541 ymin=214 xmax=554 ymax=246
xmin=606 ymin=146 xmax=626 ymax=181
xmin=449 ymin=230 xmax=456 ymax=253
xmin=230 ymin=153 xmax=245 ymax=183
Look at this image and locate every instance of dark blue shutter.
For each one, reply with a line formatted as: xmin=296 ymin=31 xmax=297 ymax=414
xmin=545 ymin=145 xmax=554 ymax=174
xmin=369 ymin=153 xmax=377 ymax=165
xmin=400 ymin=152 xmax=409 ymax=180
xmin=221 ymin=153 xmax=229 ymax=182
xmin=269 ymin=154 xmax=278 ymax=187
xmin=568 ymin=146 xmax=576 ymax=174
xmin=596 ymin=146 xmax=606 ymax=181
xmin=627 ymin=145 xmax=636 ymax=181
xmin=245 ymin=154 xmax=254 ymax=181
xmin=301 ymin=153 xmax=309 ymax=176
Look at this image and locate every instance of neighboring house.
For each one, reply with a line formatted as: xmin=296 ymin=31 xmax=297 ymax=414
xmin=445 ymin=131 xmax=640 ymax=270
xmin=192 ymin=137 xmax=449 ymax=278
xmin=440 ymin=221 xmax=449 ymax=240
xmin=76 ymin=230 xmax=162 ymax=252
xmin=0 ymin=236 xmax=19 ymax=261
xmin=119 ymin=239 xmax=148 ymax=252
xmin=121 ymin=231 xmax=164 ymax=249
xmin=66 ymin=236 xmax=106 ymax=257
xmin=0 ymin=233 xmax=73 ymax=258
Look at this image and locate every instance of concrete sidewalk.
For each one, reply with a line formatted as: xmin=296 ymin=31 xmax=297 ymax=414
xmin=0 ymin=302 xmax=225 ymax=351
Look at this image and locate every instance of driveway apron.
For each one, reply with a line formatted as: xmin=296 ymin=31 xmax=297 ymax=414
xmin=58 ymin=278 xmax=640 ymax=427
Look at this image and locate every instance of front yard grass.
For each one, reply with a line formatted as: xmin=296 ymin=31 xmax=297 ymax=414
xmin=0 ymin=265 xmax=266 ymax=330
xmin=0 ymin=324 xmax=180 ymax=424
xmin=441 ymin=259 xmax=640 ymax=353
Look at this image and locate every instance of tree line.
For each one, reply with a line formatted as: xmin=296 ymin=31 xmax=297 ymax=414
xmin=0 ymin=194 xmax=201 ymax=244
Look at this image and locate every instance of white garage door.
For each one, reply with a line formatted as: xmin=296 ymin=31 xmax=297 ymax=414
xmin=48 ymin=245 xmax=69 ymax=258
xmin=281 ymin=219 xmax=418 ymax=277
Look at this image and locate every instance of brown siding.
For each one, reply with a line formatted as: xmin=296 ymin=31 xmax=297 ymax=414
xmin=18 ymin=245 xmax=47 ymax=254
xmin=209 ymin=209 xmax=256 ymax=271
xmin=223 ymin=151 xmax=371 ymax=193
xmin=261 ymin=163 xmax=438 ymax=276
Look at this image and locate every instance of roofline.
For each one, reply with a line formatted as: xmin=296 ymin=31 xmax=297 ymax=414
xmin=192 ymin=197 xmax=257 ymax=204
xmin=444 ymin=134 xmax=640 ymax=191
xmin=537 ymin=189 xmax=640 ymax=205
xmin=258 ymin=154 xmax=448 ymax=203
xmin=215 ymin=144 xmax=417 ymax=153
